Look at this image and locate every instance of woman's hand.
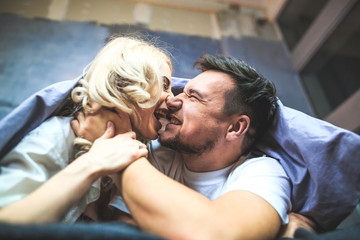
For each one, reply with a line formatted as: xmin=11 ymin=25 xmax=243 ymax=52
xmin=71 ymin=107 xmax=132 ymax=143
xmin=277 ymin=212 xmax=317 ymax=238
xmin=82 ymin=122 xmax=148 ymax=175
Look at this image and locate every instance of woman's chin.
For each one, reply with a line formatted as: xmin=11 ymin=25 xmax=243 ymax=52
xmin=141 ymin=129 xmax=159 ymax=140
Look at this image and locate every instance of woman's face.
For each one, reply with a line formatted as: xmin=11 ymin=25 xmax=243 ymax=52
xmin=131 ymin=63 xmax=173 ymax=140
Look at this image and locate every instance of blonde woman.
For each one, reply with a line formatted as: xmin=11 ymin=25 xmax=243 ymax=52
xmin=0 ymin=36 xmax=173 ymax=224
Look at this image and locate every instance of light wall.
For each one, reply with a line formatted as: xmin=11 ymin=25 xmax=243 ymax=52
xmin=0 ymin=0 xmax=222 ymax=39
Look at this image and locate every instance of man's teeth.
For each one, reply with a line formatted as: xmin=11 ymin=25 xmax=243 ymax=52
xmin=155 ymin=109 xmax=181 ymax=133
xmin=170 ymin=117 xmax=181 ymax=125
xmin=157 ymin=116 xmax=182 ymax=134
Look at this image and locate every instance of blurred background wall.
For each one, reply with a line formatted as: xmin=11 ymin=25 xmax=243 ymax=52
xmin=0 ymin=0 xmax=359 ymax=134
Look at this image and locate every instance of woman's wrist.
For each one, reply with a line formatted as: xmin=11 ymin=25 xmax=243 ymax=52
xmin=66 ymin=153 xmax=105 ymax=183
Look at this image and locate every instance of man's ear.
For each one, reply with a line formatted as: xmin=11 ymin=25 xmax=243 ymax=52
xmin=225 ymin=115 xmax=250 ymax=141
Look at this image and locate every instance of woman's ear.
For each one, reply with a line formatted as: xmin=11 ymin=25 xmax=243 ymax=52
xmin=87 ymin=101 xmax=102 ymax=114
xmin=225 ymin=115 xmax=250 ymax=141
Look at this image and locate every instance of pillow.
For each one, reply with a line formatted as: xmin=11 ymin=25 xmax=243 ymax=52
xmin=256 ymin=100 xmax=360 ymax=231
xmin=0 ymin=76 xmax=80 ymax=159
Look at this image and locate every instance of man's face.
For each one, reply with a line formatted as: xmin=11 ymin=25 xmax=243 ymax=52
xmin=159 ymin=70 xmax=234 ymax=155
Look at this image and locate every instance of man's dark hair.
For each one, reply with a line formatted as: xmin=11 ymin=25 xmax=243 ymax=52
xmin=194 ymin=54 xmax=278 ymax=152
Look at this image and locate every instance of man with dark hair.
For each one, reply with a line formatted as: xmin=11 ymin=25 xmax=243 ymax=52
xmin=107 ymin=54 xmax=292 ymax=239
xmin=194 ymin=54 xmax=278 ymax=151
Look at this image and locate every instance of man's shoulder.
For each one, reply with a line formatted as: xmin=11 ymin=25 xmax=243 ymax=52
xmin=225 ymin=152 xmax=291 ymax=224
xmin=231 ymin=152 xmax=282 ymax=174
xmin=148 ymin=139 xmax=182 ymax=176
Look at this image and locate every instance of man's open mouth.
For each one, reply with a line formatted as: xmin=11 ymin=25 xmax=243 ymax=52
xmin=154 ymin=109 xmax=181 ymax=125
xmin=169 ymin=116 xmax=181 ymax=125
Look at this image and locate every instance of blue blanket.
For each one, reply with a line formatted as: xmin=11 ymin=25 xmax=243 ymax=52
xmin=0 ymin=76 xmax=359 ymax=231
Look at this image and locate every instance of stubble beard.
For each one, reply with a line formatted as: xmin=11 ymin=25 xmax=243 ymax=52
xmin=159 ymin=131 xmax=217 ymax=156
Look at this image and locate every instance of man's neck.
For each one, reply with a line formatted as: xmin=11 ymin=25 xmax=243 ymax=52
xmin=181 ymin=147 xmax=241 ymax=173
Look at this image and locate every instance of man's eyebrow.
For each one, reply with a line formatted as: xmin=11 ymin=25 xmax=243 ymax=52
xmin=188 ymin=88 xmax=204 ymax=98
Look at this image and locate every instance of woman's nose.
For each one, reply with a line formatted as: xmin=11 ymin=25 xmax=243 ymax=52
xmin=161 ymin=90 xmax=174 ymax=101
xmin=166 ymin=95 xmax=182 ymax=112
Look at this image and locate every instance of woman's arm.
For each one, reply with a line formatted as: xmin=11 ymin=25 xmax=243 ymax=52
xmin=0 ymin=125 xmax=147 ymax=224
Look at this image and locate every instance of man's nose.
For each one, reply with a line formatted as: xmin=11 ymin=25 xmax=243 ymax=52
xmin=166 ymin=95 xmax=182 ymax=112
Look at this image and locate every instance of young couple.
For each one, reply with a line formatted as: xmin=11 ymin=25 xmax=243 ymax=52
xmin=1 ymin=36 xmax=359 ymax=240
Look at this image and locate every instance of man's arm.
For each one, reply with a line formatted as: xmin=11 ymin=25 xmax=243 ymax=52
xmin=116 ymin=158 xmax=281 ymax=240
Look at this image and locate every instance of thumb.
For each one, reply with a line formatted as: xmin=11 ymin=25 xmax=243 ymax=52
xmin=98 ymin=121 xmax=115 ymax=140
xmin=70 ymin=119 xmax=80 ymax=134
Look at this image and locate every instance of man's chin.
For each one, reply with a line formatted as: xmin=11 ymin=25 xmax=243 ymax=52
xmin=158 ymin=133 xmax=170 ymax=145
xmin=159 ymin=133 xmax=216 ymax=155
xmin=158 ymin=133 xmax=177 ymax=150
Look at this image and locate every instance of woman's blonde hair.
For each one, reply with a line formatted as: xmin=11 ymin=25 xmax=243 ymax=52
xmin=70 ymin=36 xmax=171 ymax=158
xmin=71 ymin=36 xmax=171 ymax=126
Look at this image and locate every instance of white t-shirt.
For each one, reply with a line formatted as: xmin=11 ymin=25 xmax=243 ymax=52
xmin=0 ymin=116 xmax=100 ymax=223
xmin=111 ymin=139 xmax=292 ymax=224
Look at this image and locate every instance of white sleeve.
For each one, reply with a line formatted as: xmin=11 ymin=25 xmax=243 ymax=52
xmin=225 ymin=157 xmax=291 ymax=224
xmin=0 ymin=117 xmax=75 ymax=208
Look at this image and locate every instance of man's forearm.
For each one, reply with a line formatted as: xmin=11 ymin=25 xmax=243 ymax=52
xmin=118 ymin=158 xmax=215 ymax=239
xmin=118 ymin=158 xmax=281 ymax=240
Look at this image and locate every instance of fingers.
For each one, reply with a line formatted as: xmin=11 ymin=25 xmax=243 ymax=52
xmin=77 ymin=111 xmax=85 ymax=122
xmin=279 ymin=213 xmax=317 ymax=238
xmin=84 ymin=130 xmax=147 ymax=175
xmin=289 ymin=213 xmax=317 ymax=231
xmin=132 ymin=139 xmax=148 ymax=158
xmin=71 ymin=112 xmax=85 ymax=137
xmin=70 ymin=119 xmax=80 ymax=135
xmin=88 ymin=101 xmax=101 ymax=112
xmin=138 ymin=142 xmax=147 ymax=149
xmin=97 ymin=129 xmax=137 ymax=143
xmin=98 ymin=121 xmax=116 ymax=140
xmin=136 ymin=148 xmax=149 ymax=158
xmin=118 ymin=131 xmax=136 ymax=139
